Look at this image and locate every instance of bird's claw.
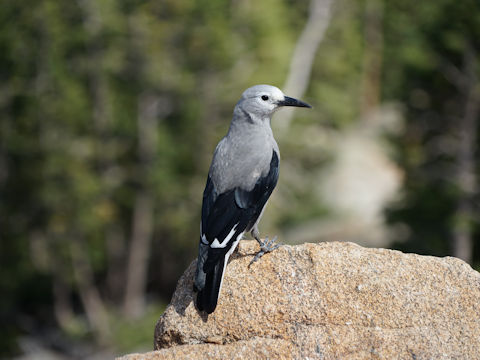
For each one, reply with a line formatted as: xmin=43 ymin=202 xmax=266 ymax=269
xmin=249 ymin=236 xmax=280 ymax=267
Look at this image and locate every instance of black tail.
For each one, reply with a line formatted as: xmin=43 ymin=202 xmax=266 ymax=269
xmin=196 ymin=256 xmax=225 ymax=314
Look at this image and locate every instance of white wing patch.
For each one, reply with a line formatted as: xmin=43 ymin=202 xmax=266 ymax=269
xmin=210 ymin=223 xmax=239 ymax=248
xmin=217 ymin=231 xmax=244 ymax=301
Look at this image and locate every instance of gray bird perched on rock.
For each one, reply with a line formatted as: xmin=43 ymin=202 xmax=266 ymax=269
xmin=194 ymin=84 xmax=311 ymax=313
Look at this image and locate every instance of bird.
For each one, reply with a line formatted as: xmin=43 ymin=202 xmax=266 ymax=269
xmin=194 ymin=84 xmax=311 ymax=314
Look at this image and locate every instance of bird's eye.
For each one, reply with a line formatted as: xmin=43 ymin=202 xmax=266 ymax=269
xmin=261 ymin=95 xmax=269 ymax=101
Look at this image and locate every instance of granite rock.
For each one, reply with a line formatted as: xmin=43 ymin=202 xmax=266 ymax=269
xmin=118 ymin=241 xmax=480 ymax=359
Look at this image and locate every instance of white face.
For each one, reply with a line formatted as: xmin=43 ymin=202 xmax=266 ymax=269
xmin=238 ymin=85 xmax=285 ymax=117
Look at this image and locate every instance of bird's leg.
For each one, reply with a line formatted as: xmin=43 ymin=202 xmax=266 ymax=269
xmin=249 ymin=225 xmax=281 ymax=266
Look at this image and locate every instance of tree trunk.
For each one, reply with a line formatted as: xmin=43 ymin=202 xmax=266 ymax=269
xmin=123 ymin=190 xmax=155 ymax=318
xmin=275 ymin=0 xmax=334 ymax=134
xmin=106 ymin=225 xmax=127 ymax=302
xmin=123 ymin=93 xmax=159 ymax=319
xmin=452 ymin=44 xmax=479 ymax=263
xmin=80 ymin=0 xmax=128 ymax=304
xmin=360 ymin=0 xmax=384 ymax=118
xmin=70 ymin=236 xmax=111 ymax=344
xmin=52 ymin=274 xmax=75 ymax=332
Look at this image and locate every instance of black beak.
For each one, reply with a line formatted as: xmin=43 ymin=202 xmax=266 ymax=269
xmin=278 ymin=96 xmax=312 ymax=108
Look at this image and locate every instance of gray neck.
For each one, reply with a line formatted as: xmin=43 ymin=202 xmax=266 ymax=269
xmin=209 ymin=105 xmax=280 ymax=193
xmin=228 ymin=106 xmax=273 ymax=137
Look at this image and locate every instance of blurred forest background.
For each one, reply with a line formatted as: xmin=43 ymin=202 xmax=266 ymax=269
xmin=1 ymin=0 xmax=479 ymax=358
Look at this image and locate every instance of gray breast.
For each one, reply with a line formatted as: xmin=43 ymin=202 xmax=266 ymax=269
xmin=210 ymin=131 xmax=278 ymax=193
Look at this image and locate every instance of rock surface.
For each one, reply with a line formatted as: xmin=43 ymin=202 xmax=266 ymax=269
xmin=118 ymin=241 xmax=480 ymax=359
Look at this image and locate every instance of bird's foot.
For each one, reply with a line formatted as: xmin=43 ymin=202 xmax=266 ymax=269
xmin=249 ymin=236 xmax=281 ymax=267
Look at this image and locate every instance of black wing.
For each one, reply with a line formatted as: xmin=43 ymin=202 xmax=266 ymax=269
xmin=196 ymin=151 xmax=279 ymax=313
xmin=202 ymin=150 xmax=279 ymax=267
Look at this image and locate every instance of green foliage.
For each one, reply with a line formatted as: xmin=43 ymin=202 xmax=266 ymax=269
xmin=111 ymin=303 xmax=166 ymax=354
xmin=310 ymin=1 xmax=365 ymax=127
xmin=1 ymin=0 xmax=479 ymax=357
xmin=383 ymin=0 xmax=480 ymax=256
xmin=0 ymin=0 xmax=306 ymax=356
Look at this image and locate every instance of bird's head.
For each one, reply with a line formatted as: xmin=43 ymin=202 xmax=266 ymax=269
xmin=236 ymin=84 xmax=311 ymax=119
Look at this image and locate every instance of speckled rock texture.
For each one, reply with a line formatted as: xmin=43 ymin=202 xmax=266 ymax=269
xmin=118 ymin=241 xmax=480 ymax=359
